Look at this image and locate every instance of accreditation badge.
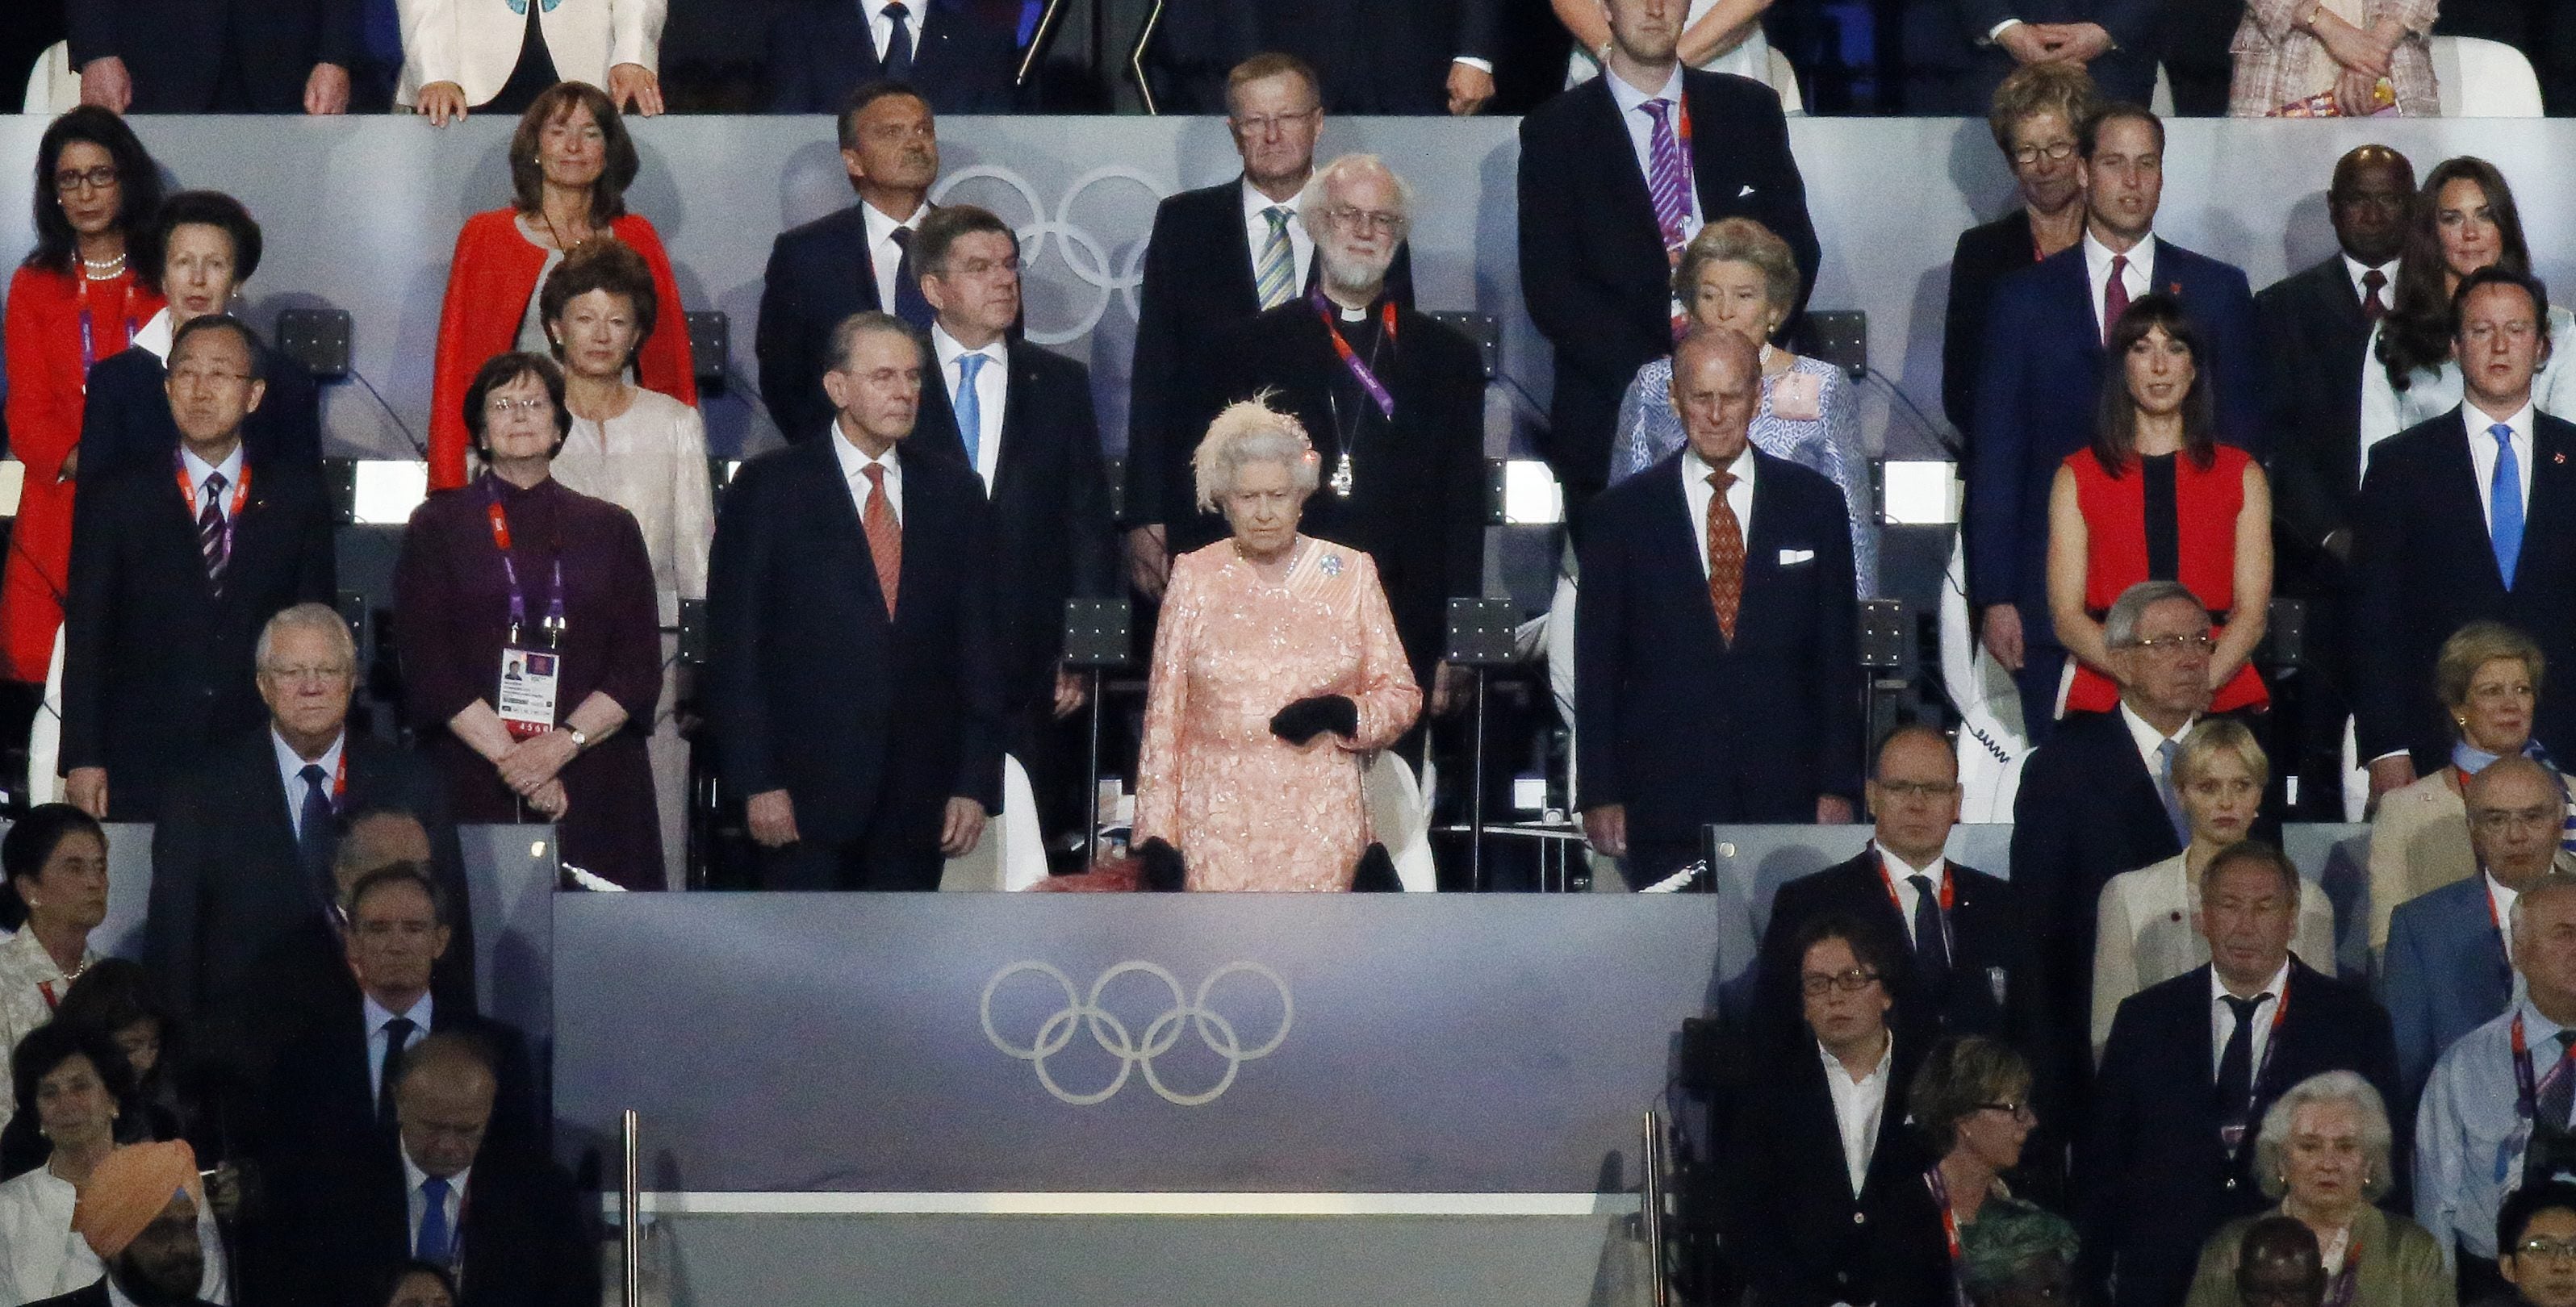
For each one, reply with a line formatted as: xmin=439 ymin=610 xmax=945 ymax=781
xmin=496 ymin=647 xmax=561 ymax=739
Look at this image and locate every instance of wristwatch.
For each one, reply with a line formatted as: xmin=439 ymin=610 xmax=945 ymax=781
xmin=565 ymin=727 xmax=591 ymax=750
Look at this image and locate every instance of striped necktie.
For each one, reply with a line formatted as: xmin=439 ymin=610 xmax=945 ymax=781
xmin=199 ymin=471 xmax=232 ymax=593
xmin=1640 ymin=99 xmax=1690 ymax=251
xmin=1255 ymin=207 xmax=1295 ymax=310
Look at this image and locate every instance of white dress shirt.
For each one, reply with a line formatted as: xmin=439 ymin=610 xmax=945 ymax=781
xmin=2464 ymin=399 xmax=2536 ymax=532
xmin=1240 ymin=178 xmax=1315 ymax=297
xmin=132 ymin=306 xmax=174 ymax=362
xmin=832 ymin=428 xmax=905 ymax=525
xmin=365 ymin=990 xmax=433 ymax=1113
xmin=931 ymin=323 xmax=1009 ymax=491
xmin=1819 ymin=1033 xmax=1893 ymax=1196
xmin=867 ymin=0 xmax=927 ymax=62
xmin=1680 ymin=445 xmax=1756 ymax=578
xmin=2118 ymin=700 xmax=2193 ymax=783
xmin=2208 ymin=957 xmax=2292 ymax=1079
xmin=2490 ymin=872 xmax=2521 ymax=966
xmin=2344 ymin=253 xmax=2398 ymax=311
xmin=2083 ymin=229 xmax=2156 ymax=339
xmin=1603 ymin=63 xmax=1704 ymax=242
xmin=0 ymin=1163 xmax=232 ymax=1303
xmin=861 ymin=199 xmax=929 ymax=315
xmin=274 ymin=727 xmax=347 ymax=841
xmin=401 ymin=1146 xmax=471 ymax=1262
xmin=179 ymin=441 xmax=246 ymax=512
xmin=1876 ymin=844 xmax=1949 ymax=947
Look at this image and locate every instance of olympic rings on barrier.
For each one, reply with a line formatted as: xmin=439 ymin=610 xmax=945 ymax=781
xmin=931 ymin=165 xmax=1169 ymax=347
xmin=981 ymin=960 xmax=1294 ymax=1106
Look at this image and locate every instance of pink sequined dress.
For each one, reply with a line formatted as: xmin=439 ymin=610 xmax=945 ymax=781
xmin=1133 ymin=535 xmax=1422 ymax=891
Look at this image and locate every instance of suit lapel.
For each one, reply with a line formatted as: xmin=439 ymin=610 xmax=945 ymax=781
xmin=1587 ymin=81 xmax=1662 ymax=248
xmin=1217 ymin=178 xmax=1263 ymax=315
xmin=892 ymin=449 xmax=938 ymax=620
xmin=2429 ymin=411 xmax=2513 ymax=593
xmin=2054 ymin=248 xmax=2106 ymax=358
xmin=805 ymin=438 xmax=889 ymax=616
xmin=1736 ymin=455 xmax=1782 ymax=641
xmin=2519 ymin=415 xmax=2576 ymax=584
xmin=988 ymin=343 xmax=1030 ymax=499
xmin=1653 ymin=460 xmax=1727 ymax=648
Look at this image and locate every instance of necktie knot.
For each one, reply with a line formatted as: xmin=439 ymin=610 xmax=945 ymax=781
xmin=883 ymin=0 xmax=908 ymax=15
xmin=1706 ymin=470 xmax=1734 ymax=493
xmin=301 ymin=762 xmax=328 ymax=793
xmin=1641 ymin=98 xmax=1672 ymax=125
xmin=421 ymin=1174 xmax=448 ymax=1204
xmin=2221 ymin=992 xmax=2269 ymax=1024
xmin=959 ymin=352 xmax=988 ymax=383
xmin=2362 ymin=269 xmax=2386 ymax=293
xmin=889 ymin=226 xmax=913 ymax=253
xmin=203 ymin=471 xmax=228 ymax=504
xmin=1907 ymin=873 xmax=1936 ymax=900
xmin=1263 ymin=205 xmax=1290 ymax=235
xmin=862 ymin=463 xmax=886 ymax=491
xmin=2495 ymin=422 xmax=2517 ymax=447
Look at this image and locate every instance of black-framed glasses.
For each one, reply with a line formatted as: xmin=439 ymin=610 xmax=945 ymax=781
xmin=1800 ymin=968 xmax=1880 ymax=996
xmin=53 ymin=165 xmax=119 ymax=194
xmin=2011 ymin=141 xmax=2076 ymax=165
xmin=1977 ymin=1100 xmax=2038 ymax=1124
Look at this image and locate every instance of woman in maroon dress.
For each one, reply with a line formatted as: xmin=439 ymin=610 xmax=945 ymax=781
xmin=2046 ymin=294 xmax=2273 ymax=719
xmin=394 ymin=352 xmax=664 ymax=888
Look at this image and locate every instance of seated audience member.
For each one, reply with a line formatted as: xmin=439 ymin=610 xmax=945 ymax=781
xmin=1944 ymin=63 xmax=2097 ymax=459
xmin=2049 ymin=296 xmax=2272 ymax=719
xmin=1131 ymin=401 xmax=1421 ymax=892
xmin=0 ymin=1031 xmax=227 ymax=1304
xmin=1576 ymin=330 xmax=1859 ymax=885
xmin=765 ymin=0 xmax=1018 ymax=113
xmin=62 ymin=314 xmax=335 ymax=822
xmin=375 ymin=1263 xmax=459 ymax=1307
xmin=2419 ymin=875 xmax=2576 ymax=1297
xmin=2094 ymin=720 xmax=2335 ymax=1059
xmin=397 ymin=353 xmax=663 ymax=889
xmin=2260 ymin=144 xmax=2415 ymax=821
xmin=399 ymin=0 xmax=663 ymax=123
xmin=0 ymin=807 xmax=106 ymax=1127
xmin=150 ymin=602 xmax=472 ymax=1091
xmin=2229 ymin=1216 xmax=2330 ymax=1307
xmin=1726 ymin=913 xmax=1946 ymax=1307
xmin=27 ymin=1142 xmax=220 ymax=1307
xmin=427 ymin=83 xmax=692 ymax=491
xmin=79 ymin=190 xmax=321 ymax=489
xmin=262 ymin=1033 xmax=598 ymax=1307
xmin=1959 ymin=1202 xmax=2084 ymax=1307
xmin=2224 ymin=0 xmax=2435 ymax=117
xmin=909 ymin=204 xmax=1115 ymax=855
xmin=52 ymin=961 xmax=191 ymax=1152
xmin=708 ymin=314 xmax=1002 ymax=890
xmin=2082 ymin=842 xmax=2402 ymax=1307
xmin=1969 ymin=104 xmax=2256 ymax=739
xmin=538 ymin=239 xmax=713 ymax=891
xmin=2386 ymin=755 xmax=2572 ymax=1111
xmin=1913 ymin=1035 xmax=2061 ymax=1284
xmin=1608 ymin=217 xmax=1876 ymax=597
xmin=2369 ymin=624 xmax=2566 ymax=950
xmin=2487 ymin=1180 xmax=2576 ymax=1307
xmin=757 ymin=82 xmax=945 ymax=444
xmin=2354 ymin=265 xmax=2576 ymax=805
xmin=1554 ymin=0 xmax=1776 ymax=88
xmin=1902 ymin=0 xmax=2156 ymax=112
xmin=2183 ymin=1071 xmax=2454 ymax=1306
xmin=67 ymin=0 xmax=357 ymax=114
xmin=1186 ymin=154 xmax=1484 ymax=702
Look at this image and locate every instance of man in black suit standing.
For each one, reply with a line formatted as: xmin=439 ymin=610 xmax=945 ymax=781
xmin=1140 ymin=2 xmax=1503 ymax=116
xmin=1902 ymin=0 xmax=2160 ymax=112
xmin=2257 ymin=144 xmax=2413 ymax=818
xmin=911 ymin=204 xmax=1115 ymax=860
xmin=1124 ymin=52 xmax=1416 ymax=599
xmin=61 ymin=314 xmax=332 ymax=824
xmin=709 ymin=312 xmax=1003 ymax=891
xmin=1576 ymin=330 xmax=1858 ymax=887
xmin=2354 ymin=265 xmax=2576 ymax=804
xmin=756 ymin=81 xmax=943 ymax=446
xmin=2080 ymin=842 xmax=2399 ymax=1307
xmin=766 ymin=0 xmax=1018 ymax=115
xmin=67 ymin=0 xmax=356 ymax=114
xmin=1517 ymin=0 xmax=1817 ymax=512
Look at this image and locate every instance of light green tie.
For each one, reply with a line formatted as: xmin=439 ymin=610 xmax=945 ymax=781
xmin=1255 ymin=206 xmax=1296 ymax=310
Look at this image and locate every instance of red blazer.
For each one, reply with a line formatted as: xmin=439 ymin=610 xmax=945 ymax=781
xmin=2063 ymin=443 xmax=2268 ymax=715
xmin=429 ymin=210 xmax=696 ymax=490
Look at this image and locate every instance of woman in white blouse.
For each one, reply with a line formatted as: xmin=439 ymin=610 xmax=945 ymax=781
xmin=2091 ymin=719 xmax=2336 ymax=1059
xmin=0 ymin=806 xmax=107 ymax=1135
xmin=540 ymin=240 xmax=713 ymax=890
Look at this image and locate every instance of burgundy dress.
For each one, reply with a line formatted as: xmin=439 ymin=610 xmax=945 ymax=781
xmin=394 ymin=474 xmax=666 ymax=887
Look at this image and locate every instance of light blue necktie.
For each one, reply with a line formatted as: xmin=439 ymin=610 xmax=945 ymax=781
xmin=2490 ymin=423 xmax=2525 ymax=589
xmin=2156 ymin=738 xmax=2189 ymax=846
xmin=417 ymin=1174 xmax=454 ymax=1265
xmin=956 ymin=353 xmax=989 ymax=470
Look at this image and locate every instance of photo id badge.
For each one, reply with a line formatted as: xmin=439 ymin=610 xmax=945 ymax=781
xmin=496 ymin=647 xmax=560 ymax=739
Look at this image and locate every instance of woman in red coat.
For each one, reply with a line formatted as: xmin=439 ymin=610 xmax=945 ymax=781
xmin=2047 ymin=294 xmax=2273 ymax=719
xmin=2 ymin=109 xmax=165 ymax=684
xmin=429 ymin=81 xmax=692 ymax=491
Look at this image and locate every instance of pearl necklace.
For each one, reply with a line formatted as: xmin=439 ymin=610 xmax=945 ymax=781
xmin=80 ymin=253 xmax=125 ymax=281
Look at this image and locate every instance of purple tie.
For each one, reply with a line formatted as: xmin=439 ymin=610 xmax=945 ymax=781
xmin=1640 ymin=99 xmax=1691 ymax=252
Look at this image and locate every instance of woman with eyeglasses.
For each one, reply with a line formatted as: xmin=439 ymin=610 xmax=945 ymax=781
xmin=2092 ymin=720 xmax=2336 ymax=1059
xmin=2 ymin=108 xmax=165 ymax=690
xmin=2047 ymin=294 xmax=2272 ymax=723
xmin=1909 ymin=1036 xmax=2076 ymax=1307
xmin=2182 ymin=1071 xmax=2451 ymax=1307
xmin=1943 ymin=64 xmax=2097 ymax=456
xmin=394 ymin=352 xmax=663 ymax=889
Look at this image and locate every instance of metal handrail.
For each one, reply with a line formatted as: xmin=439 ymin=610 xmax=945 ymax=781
xmin=1014 ymin=0 xmax=1069 ymax=86
xmin=1127 ymin=0 xmax=1165 ymax=115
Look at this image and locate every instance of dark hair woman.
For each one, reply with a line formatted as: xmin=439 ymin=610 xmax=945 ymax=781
xmin=0 ymin=804 xmax=107 ymax=1130
xmin=2369 ymin=157 xmax=2575 ymax=443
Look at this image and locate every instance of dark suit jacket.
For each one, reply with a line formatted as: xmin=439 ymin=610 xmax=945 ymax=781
xmin=2256 ymin=256 xmax=2378 ymax=598
xmin=1966 ymin=237 xmax=2258 ymax=633
xmin=706 ymin=436 xmax=1003 ymax=854
xmin=75 ymin=340 xmax=323 ymax=492
xmin=755 ymin=204 xmax=897 ymax=446
xmin=1138 ymin=0 xmax=1499 ymax=114
xmin=260 ymin=1138 xmax=599 ymax=1307
xmin=1123 ymin=177 xmax=1413 ymax=528
xmin=2080 ymin=960 xmax=2400 ymax=1307
xmin=1574 ymin=449 xmax=1860 ymax=846
xmin=258 ymin=1004 xmax=537 ymax=1162
xmin=65 ymin=0 xmax=357 ymax=113
xmin=2352 ymin=407 xmax=2576 ymax=769
xmin=61 ymin=453 xmax=332 ymax=820
xmin=911 ymin=336 xmax=1116 ymax=723
xmin=1181 ymin=300 xmax=1486 ymax=687
xmin=2380 ymin=872 xmax=2515 ymax=1113
xmin=1517 ymin=70 xmax=1818 ymax=506
xmin=765 ymin=0 xmax=1018 ymax=115
xmin=1901 ymin=0 xmax=2160 ymax=110
xmin=1942 ymin=211 xmax=2042 ymax=450
xmin=1725 ymin=1031 xmax=1949 ymax=1307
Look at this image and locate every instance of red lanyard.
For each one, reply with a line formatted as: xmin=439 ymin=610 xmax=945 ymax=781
xmin=1876 ymin=853 xmax=1955 ymax=913
xmin=483 ymin=477 xmax=565 ymax=639
xmin=2225 ymin=978 xmax=2294 ymax=1134
xmin=174 ymin=454 xmax=250 ymax=519
xmin=1922 ymin=1168 xmax=1972 ymax=1307
xmin=1311 ymin=290 xmax=1399 ymax=420
xmin=2512 ymin=1009 xmax=2574 ymax=1121
xmin=75 ymin=275 xmax=137 ymax=374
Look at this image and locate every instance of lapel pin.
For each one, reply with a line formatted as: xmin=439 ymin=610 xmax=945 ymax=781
xmin=2168 ymin=282 xmax=2182 ymax=294
xmin=2556 ymin=452 xmax=2566 ymax=465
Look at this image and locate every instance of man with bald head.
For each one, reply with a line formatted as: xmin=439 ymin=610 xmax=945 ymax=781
xmin=1576 ymin=328 xmax=1860 ymax=887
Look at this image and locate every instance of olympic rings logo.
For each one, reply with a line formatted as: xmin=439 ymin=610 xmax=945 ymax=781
xmin=981 ymin=961 xmax=1294 ymax=1106
xmin=930 ymin=165 xmax=1169 ymax=346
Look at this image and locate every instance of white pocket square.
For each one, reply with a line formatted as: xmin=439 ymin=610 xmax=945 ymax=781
xmin=1779 ymin=548 xmax=1815 ymax=565
xmin=1738 ymin=184 xmax=1756 ymax=197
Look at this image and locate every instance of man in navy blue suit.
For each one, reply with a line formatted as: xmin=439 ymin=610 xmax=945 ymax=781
xmin=1968 ymin=103 xmax=2256 ymax=742
xmin=766 ymin=0 xmax=1018 ymax=115
xmin=1575 ymin=329 xmax=1859 ymax=887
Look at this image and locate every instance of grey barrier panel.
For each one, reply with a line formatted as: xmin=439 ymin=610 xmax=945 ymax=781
xmin=98 ymin=823 xmax=154 ymax=962
xmin=551 ymin=892 xmax=1744 ymax=1193
xmin=2282 ymin=823 xmax=2373 ymax=980
xmin=1710 ymin=822 xmax=2014 ymax=935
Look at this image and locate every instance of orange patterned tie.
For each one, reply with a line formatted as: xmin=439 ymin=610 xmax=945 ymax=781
xmin=861 ymin=463 xmax=901 ymax=617
xmin=1706 ymin=470 xmax=1743 ymax=644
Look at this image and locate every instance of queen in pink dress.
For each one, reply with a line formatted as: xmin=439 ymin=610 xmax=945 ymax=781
xmin=1132 ymin=400 xmax=1421 ymax=892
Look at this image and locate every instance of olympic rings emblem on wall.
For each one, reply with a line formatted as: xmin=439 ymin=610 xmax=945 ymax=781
xmin=981 ymin=960 xmax=1294 ymax=1106
xmin=930 ymin=165 xmax=1169 ymax=347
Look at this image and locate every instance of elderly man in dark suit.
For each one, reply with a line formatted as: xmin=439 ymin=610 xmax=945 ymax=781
xmin=1124 ymin=52 xmax=1416 ymax=599
xmin=2354 ymin=265 xmax=2576 ymax=804
xmin=909 ymin=203 xmax=1115 ymax=860
xmin=766 ymin=0 xmax=1018 ymax=115
xmin=2082 ymin=841 xmax=2400 ymax=1307
xmin=1968 ymin=103 xmax=2257 ymax=737
xmin=67 ymin=0 xmax=357 ymax=114
xmin=1576 ymin=329 xmax=1859 ymax=887
xmin=755 ymin=81 xmax=943 ymax=445
xmin=1517 ymin=0 xmax=1817 ymax=514
xmin=1901 ymin=0 xmax=2160 ymax=111
xmin=61 ymin=314 xmax=333 ymax=824
xmin=710 ymin=312 xmax=1003 ymax=891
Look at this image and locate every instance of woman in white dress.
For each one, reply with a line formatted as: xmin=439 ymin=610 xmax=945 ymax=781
xmin=1556 ymin=0 xmax=1778 ymax=90
xmin=539 ymin=240 xmax=714 ymax=891
xmin=0 ymin=806 xmax=107 ymax=1136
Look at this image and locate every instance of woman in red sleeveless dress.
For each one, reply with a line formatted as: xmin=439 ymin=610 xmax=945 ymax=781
xmin=2047 ymin=294 xmax=2272 ymax=718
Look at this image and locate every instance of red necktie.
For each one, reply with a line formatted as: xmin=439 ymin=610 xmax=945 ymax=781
xmin=1706 ymin=470 xmax=1743 ymax=644
xmin=860 ymin=463 xmax=901 ymax=617
xmin=2102 ymin=253 xmax=2131 ymax=347
xmin=2361 ymin=269 xmax=2388 ymax=324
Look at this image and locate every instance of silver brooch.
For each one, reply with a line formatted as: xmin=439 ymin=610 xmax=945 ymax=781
xmin=1320 ymin=553 xmax=1344 ymax=577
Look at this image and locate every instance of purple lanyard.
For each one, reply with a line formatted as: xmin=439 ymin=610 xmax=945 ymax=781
xmin=482 ymin=477 xmax=565 ymax=639
xmin=1309 ymin=287 xmax=1397 ymax=420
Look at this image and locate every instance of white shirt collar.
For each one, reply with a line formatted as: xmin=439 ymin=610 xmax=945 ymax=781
xmin=860 ymin=199 xmax=927 ymax=251
xmin=2118 ymin=699 xmax=2193 ymax=770
xmin=2340 ymin=253 xmax=2397 ymax=304
xmin=1241 ymin=175 xmax=1303 ymax=221
xmin=2083 ymin=228 xmax=2156 ymax=280
xmin=831 ymin=424 xmax=904 ymax=482
xmin=2465 ymin=397 xmax=2536 ymax=437
xmin=2210 ymin=955 xmax=2294 ymax=1006
xmin=1817 ymin=1029 xmax=1893 ymax=1084
xmin=272 ymin=725 xmax=346 ymax=791
xmin=1603 ymin=60 xmax=1685 ymax=110
xmin=362 ymin=988 xmax=433 ymax=1038
xmin=401 ymin=1146 xmax=471 ymax=1202
xmin=133 ymin=307 xmax=175 ymax=362
xmin=1680 ymin=443 xmax=1754 ymax=491
xmin=930 ymin=321 xmax=1002 ymax=371
xmin=1876 ymin=842 xmax=1948 ymax=894
xmin=178 ymin=440 xmax=245 ymax=492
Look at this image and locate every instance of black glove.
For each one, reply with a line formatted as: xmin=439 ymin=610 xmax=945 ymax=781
xmin=1135 ymin=837 xmax=1187 ymax=892
xmin=1269 ymin=695 xmax=1358 ymax=746
xmin=1351 ymin=843 xmax=1402 ymax=892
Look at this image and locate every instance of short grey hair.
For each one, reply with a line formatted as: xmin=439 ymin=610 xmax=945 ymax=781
xmin=2252 ymin=1071 xmax=2394 ymax=1202
xmin=2103 ymin=579 xmax=2202 ymax=649
xmin=1193 ymin=396 xmax=1319 ymax=512
xmin=256 ymin=603 xmax=356 ymax=672
xmin=2511 ymin=873 xmax=2576 ymax=954
xmin=826 ymin=311 xmax=922 ymax=375
xmin=1297 ymin=153 xmax=1416 ymax=240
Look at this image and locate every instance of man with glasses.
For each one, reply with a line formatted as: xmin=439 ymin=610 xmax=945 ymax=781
xmin=2490 ymin=1180 xmax=2576 ymax=1307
